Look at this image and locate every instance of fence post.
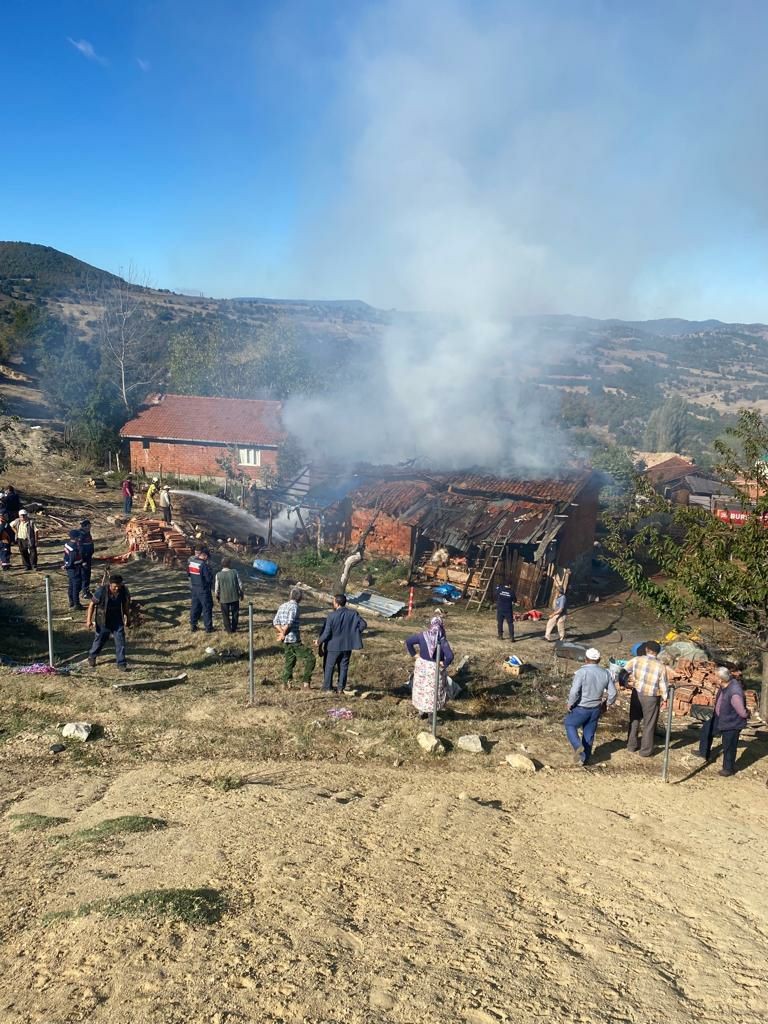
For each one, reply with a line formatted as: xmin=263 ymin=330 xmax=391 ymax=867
xmin=44 ymin=576 xmax=54 ymax=667
xmin=431 ymin=644 xmax=442 ymax=738
xmin=662 ymin=685 xmax=676 ymax=783
xmin=248 ymin=603 xmax=255 ymax=706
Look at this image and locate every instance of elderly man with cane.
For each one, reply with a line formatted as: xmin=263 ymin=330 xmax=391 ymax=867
xmin=564 ymin=647 xmax=617 ymax=766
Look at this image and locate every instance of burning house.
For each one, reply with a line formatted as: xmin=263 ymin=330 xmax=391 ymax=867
xmin=322 ymin=468 xmax=599 ymax=608
xmin=120 ymin=393 xmax=284 ymax=482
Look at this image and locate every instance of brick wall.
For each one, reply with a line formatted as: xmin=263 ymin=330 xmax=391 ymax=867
xmin=128 ymin=440 xmax=278 ymax=482
xmin=350 ymin=508 xmax=413 ymax=558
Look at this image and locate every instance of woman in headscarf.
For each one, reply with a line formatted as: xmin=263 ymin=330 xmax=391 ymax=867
xmin=405 ymin=615 xmax=454 ymax=716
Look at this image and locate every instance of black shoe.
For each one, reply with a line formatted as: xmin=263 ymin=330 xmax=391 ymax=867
xmin=117 ymin=664 xmax=128 ymax=672
xmin=87 ymin=657 xmax=96 ymax=668
xmin=718 ymin=769 xmax=734 ymax=777
xmin=190 ymin=626 xmax=198 ymax=632
xmin=74 ymin=604 xmax=85 ymax=611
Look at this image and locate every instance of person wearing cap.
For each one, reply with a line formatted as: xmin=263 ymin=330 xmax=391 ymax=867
xmin=11 ymin=509 xmax=38 ymax=571
xmin=78 ymin=519 xmax=95 ymax=598
xmin=494 ymin=580 xmax=516 ymax=641
xmin=63 ymin=529 xmax=84 ymax=609
xmin=187 ymin=546 xmax=214 ymax=633
xmin=697 ymin=666 xmax=749 ymax=776
xmin=86 ymin=574 xmax=131 ymax=671
xmin=623 ymin=640 xmax=672 ymax=757
xmin=159 ymin=485 xmax=173 ymax=525
xmin=121 ymin=474 xmax=135 ymax=515
xmin=564 ymin=648 xmax=616 ymax=766
xmin=144 ymin=477 xmax=160 ymax=513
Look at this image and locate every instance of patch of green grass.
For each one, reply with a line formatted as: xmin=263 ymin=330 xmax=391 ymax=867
xmin=59 ymin=815 xmax=166 ymax=845
xmin=47 ymin=887 xmax=226 ymax=926
xmin=10 ymin=812 xmax=69 ymax=831
xmin=210 ymin=775 xmax=247 ymax=792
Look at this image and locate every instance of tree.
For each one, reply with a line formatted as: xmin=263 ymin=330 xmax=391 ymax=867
xmin=605 ymin=408 xmax=768 ymax=716
xmin=644 ymin=395 xmax=689 ymax=452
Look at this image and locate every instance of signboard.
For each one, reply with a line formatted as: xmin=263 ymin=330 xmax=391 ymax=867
xmin=714 ymin=508 xmax=768 ymax=527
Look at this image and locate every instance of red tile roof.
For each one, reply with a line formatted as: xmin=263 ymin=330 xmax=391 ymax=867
xmin=120 ymin=394 xmax=284 ymax=446
xmin=644 ymin=456 xmax=696 ymax=486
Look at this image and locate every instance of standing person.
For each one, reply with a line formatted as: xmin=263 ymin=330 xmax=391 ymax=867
xmin=86 ymin=574 xmax=130 ymax=671
xmin=494 ymin=579 xmax=516 ymax=641
xmin=187 ymin=546 xmax=214 ymax=633
xmin=159 ymin=485 xmax=173 ymax=524
xmin=11 ymin=510 xmax=38 ymax=571
xmin=4 ymin=486 xmax=21 ymax=522
xmin=623 ymin=640 xmax=672 ymax=757
xmin=273 ymin=588 xmax=316 ymax=688
xmin=317 ymin=594 xmax=367 ymax=694
xmin=0 ymin=514 xmax=13 ymax=570
xmin=564 ymin=648 xmax=617 ymax=766
xmin=144 ymin=477 xmax=160 ymax=513
xmin=122 ymin=474 xmax=135 ymax=515
xmin=78 ymin=519 xmax=95 ymax=598
xmin=63 ymin=529 xmax=84 ymax=609
xmin=406 ymin=615 xmax=454 ymax=717
xmin=545 ymin=590 xmax=568 ymax=642
xmin=698 ymin=666 xmax=749 ymax=776
xmin=214 ymin=556 xmax=244 ymax=633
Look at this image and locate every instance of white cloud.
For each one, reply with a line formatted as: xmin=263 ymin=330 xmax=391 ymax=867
xmin=137 ymin=58 xmax=151 ymax=73
xmin=67 ymin=37 xmax=108 ymax=66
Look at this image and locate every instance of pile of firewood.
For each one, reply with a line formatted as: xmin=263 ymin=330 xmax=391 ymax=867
xmin=671 ymin=659 xmax=758 ymax=716
xmin=125 ymin=517 xmax=194 ymax=567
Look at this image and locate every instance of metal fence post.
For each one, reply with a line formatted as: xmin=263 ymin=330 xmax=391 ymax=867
xmin=44 ymin=576 xmax=54 ymax=667
xmin=248 ymin=603 xmax=255 ymax=706
xmin=431 ymin=646 xmax=441 ymax=738
xmin=662 ymin=684 xmax=676 ymax=783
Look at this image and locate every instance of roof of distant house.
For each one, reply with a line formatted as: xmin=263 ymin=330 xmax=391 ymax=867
xmin=120 ymin=393 xmax=284 ymax=446
xmin=643 ymin=455 xmax=696 ymax=486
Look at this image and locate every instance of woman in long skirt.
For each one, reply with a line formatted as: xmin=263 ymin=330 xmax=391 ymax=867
xmin=406 ymin=616 xmax=454 ymax=715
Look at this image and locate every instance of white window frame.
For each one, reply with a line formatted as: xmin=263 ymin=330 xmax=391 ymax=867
xmin=238 ymin=447 xmax=261 ymax=467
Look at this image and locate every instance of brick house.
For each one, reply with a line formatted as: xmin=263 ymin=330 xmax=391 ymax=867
xmin=120 ymin=393 xmax=284 ymax=481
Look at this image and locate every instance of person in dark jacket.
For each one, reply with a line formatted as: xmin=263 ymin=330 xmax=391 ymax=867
xmin=494 ymin=580 xmax=516 ymax=640
xmin=63 ymin=530 xmax=84 ymax=609
xmin=316 ymin=594 xmax=367 ymax=693
xmin=86 ymin=574 xmax=130 ymax=670
xmin=0 ymin=515 xmax=12 ymax=569
xmin=187 ymin=546 xmax=214 ymax=633
xmin=78 ymin=519 xmax=95 ymax=598
xmin=697 ymin=666 xmax=749 ymax=776
xmin=3 ymin=486 xmax=21 ymax=521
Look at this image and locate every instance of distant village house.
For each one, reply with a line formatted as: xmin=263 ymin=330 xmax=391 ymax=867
xmin=120 ymin=393 xmax=284 ymax=481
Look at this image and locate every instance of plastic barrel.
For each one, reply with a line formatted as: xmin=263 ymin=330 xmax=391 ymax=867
xmin=252 ymin=558 xmax=279 ymax=576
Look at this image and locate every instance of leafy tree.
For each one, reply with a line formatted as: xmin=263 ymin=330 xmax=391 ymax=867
xmin=168 ymin=328 xmax=223 ymax=395
xmin=605 ymin=408 xmax=768 ymax=716
xmin=644 ymin=395 xmax=689 ymax=452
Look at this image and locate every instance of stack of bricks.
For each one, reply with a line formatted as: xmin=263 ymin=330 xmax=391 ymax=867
xmin=125 ymin=518 xmax=194 ymax=567
xmin=671 ymin=658 xmax=759 ymax=717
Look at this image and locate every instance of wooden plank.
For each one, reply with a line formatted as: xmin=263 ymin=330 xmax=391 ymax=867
xmin=112 ymin=673 xmax=188 ymax=692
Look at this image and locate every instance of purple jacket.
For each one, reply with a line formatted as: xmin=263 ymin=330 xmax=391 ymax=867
xmin=405 ymin=632 xmax=454 ymax=667
xmin=715 ymin=679 xmax=748 ymax=732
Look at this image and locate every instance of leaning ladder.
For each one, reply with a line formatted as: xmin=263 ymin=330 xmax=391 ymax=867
xmin=466 ymin=531 xmax=511 ymax=611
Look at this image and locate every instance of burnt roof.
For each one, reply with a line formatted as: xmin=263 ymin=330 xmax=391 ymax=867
xmin=429 ymin=469 xmax=593 ymax=504
xmin=120 ymin=393 xmax=285 ymax=446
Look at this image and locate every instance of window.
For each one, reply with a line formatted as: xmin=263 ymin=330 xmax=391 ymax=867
xmin=238 ymin=447 xmax=261 ymax=467
xmin=142 ymin=440 xmax=150 ymax=450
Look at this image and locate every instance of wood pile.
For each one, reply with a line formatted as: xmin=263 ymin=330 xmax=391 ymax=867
xmin=671 ymin=659 xmax=759 ymax=716
xmin=125 ymin=517 xmax=193 ymax=567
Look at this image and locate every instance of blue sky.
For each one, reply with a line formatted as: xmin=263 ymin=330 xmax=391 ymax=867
xmin=2 ymin=1 xmax=768 ymax=319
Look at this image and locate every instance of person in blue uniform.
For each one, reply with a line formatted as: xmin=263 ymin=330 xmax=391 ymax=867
xmin=494 ymin=580 xmax=516 ymax=641
xmin=78 ymin=519 xmax=95 ymax=598
xmin=63 ymin=530 xmax=84 ymax=610
xmin=187 ymin=546 xmax=214 ymax=633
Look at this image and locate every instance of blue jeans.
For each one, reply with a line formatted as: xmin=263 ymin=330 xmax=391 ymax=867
xmin=67 ymin=568 xmax=83 ymax=607
xmin=564 ymin=705 xmax=602 ymax=764
xmin=124 ymin=496 xmax=133 ymax=515
xmin=89 ymin=625 xmax=126 ymax=666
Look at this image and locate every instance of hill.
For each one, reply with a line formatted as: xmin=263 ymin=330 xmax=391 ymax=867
xmin=2 ymin=240 xmax=768 ymax=459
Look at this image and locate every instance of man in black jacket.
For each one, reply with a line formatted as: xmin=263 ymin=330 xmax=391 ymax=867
xmin=316 ymin=594 xmax=367 ymax=694
xmin=494 ymin=580 xmax=516 ymax=641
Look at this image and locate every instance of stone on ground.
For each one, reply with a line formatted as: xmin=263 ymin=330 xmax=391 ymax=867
xmin=417 ymin=731 xmax=445 ymax=755
xmin=457 ymin=734 xmax=486 ymax=754
xmin=504 ymin=752 xmax=537 ymax=772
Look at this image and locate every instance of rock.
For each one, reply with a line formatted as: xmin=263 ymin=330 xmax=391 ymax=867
xmin=504 ymin=753 xmax=537 ymax=772
xmin=49 ymin=743 xmax=66 ymax=754
xmin=61 ymin=722 xmax=92 ymax=742
xmin=359 ymin=690 xmax=375 ymax=700
xmin=457 ymin=734 xmax=486 ymax=754
xmin=417 ymin=731 xmax=446 ymax=755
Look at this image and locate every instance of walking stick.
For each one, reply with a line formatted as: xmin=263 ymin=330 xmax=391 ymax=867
xmin=248 ymin=602 xmax=255 ymax=707
xmin=662 ymin=684 xmax=676 ymax=783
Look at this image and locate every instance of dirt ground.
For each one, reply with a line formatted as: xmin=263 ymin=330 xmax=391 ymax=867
xmin=2 ymin=414 xmax=768 ymax=1024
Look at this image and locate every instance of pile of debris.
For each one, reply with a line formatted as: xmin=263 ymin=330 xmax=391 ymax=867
xmin=671 ymin=659 xmax=759 ymax=716
xmin=125 ymin=518 xmax=193 ymax=567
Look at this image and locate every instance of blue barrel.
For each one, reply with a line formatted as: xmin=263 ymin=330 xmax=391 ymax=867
xmin=252 ymin=558 xmax=279 ymax=576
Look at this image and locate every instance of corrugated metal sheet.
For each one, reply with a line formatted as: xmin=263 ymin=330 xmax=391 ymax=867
xmin=348 ymin=480 xmax=433 ymax=524
xmin=347 ymin=591 xmax=407 ymax=618
xmin=431 ymin=470 xmax=593 ymax=505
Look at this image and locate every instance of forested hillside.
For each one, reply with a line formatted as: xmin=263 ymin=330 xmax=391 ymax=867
xmin=2 ymin=241 xmax=767 ymax=466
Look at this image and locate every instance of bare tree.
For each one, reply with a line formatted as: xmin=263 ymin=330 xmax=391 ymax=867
xmin=90 ymin=266 xmax=162 ymax=410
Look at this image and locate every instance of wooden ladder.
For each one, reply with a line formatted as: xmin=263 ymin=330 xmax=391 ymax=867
xmin=466 ymin=531 xmax=511 ymax=611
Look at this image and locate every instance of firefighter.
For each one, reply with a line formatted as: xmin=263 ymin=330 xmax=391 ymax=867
xmin=78 ymin=518 xmax=95 ymax=598
xmin=187 ymin=545 xmax=214 ymax=633
xmin=144 ymin=477 xmax=160 ymax=513
xmin=63 ymin=529 xmax=85 ymax=610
